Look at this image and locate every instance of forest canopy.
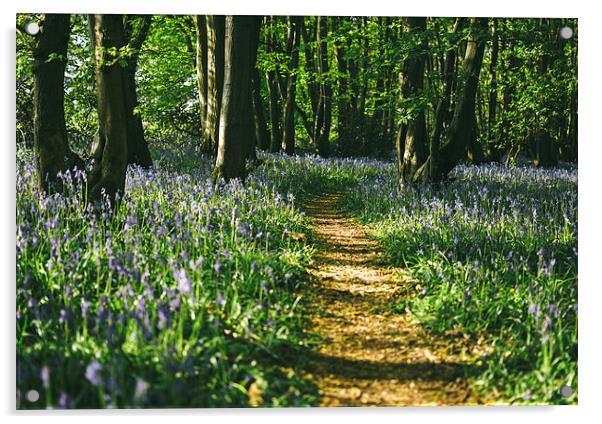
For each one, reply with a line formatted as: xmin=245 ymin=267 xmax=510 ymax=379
xmin=16 ymin=14 xmax=577 ymax=192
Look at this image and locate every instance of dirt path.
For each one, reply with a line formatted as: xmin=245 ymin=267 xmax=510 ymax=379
xmin=301 ymin=191 xmax=491 ymax=406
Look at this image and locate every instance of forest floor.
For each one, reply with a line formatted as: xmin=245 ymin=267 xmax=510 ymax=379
xmin=298 ymin=191 xmax=495 ymax=406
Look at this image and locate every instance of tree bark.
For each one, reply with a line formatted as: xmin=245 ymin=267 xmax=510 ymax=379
xmin=499 ymin=21 xmax=519 ymax=163
xmin=308 ymin=16 xmax=333 ymax=157
xmin=213 ymin=16 xmax=256 ymax=182
xmin=32 ymin=14 xmax=84 ymax=194
xmin=567 ymin=93 xmax=577 ymax=161
xmin=534 ymin=18 xmax=558 ymax=167
xmin=333 ymin=17 xmax=350 ymax=152
xmin=266 ymin=16 xmax=281 ymax=153
xmin=252 ymin=67 xmax=270 ymax=151
xmin=415 ymin=17 xmax=488 ymax=183
xmin=123 ymin=15 xmax=153 ymax=168
xmin=427 ymin=18 xmax=463 ymax=182
xmin=245 ymin=17 xmax=262 ymax=162
xmin=488 ymin=19 xmax=499 ymax=142
xmin=88 ymin=14 xmax=129 ymax=205
xmin=467 ymin=113 xmax=485 ymax=163
xmin=356 ymin=17 xmax=369 ymax=141
xmin=282 ymin=16 xmax=301 ymax=155
xmin=194 ymin=15 xmax=209 ymax=145
xmin=300 ymin=18 xmax=319 ymax=120
xmin=397 ymin=17 xmax=428 ymax=189
xmin=205 ymin=15 xmax=225 ymax=156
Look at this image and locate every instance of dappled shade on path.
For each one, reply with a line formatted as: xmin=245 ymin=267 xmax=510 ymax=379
xmin=300 ymin=191 xmax=493 ymax=406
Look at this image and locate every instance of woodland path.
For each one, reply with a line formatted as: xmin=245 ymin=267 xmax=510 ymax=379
xmin=299 ymin=191 xmax=493 ymax=406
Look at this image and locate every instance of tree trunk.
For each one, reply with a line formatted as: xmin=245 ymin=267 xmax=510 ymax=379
xmin=372 ymin=17 xmax=386 ymax=151
xmin=346 ymin=29 xmax=360 ymax=154
xmin=427 ymin=18 xmax=463 ymax=182
xmin=488 ymin=19 xmax=499 ymax=142
xmin=498 ymin=21 xmax=518 ymax=158
xmin=267 ymin=70 xmax=281 ymax=153
xmin=245 ymin=17 xmax=262 ymax=162
xmin=397 ymin=17 xmax=428 ymax=189
xmin=205 ymin=15 xmax=225 ymax=156
xmin=88 ymin=14 xmax=129 ymax=205
xmin=314 ymin=16 xmax=332 ymax=156
xmin=356 ymin=17 xmax=369 ymax=142
xmin=214 ymin=16 xmax=256 ymax=182
xmin=534 ymin=131 xmax=556 ymax=167
xmin=333 ymin=17 xmax=350 ymax=152
xmin=467 ymin=113 xmax=485 ymax=163
xmin=282 ymin=16 xmax=301 ymax=155
xmin=300 ymin=18 xmax=319 ymax=121
xmin=32 ymin=14 xmax=84 ymax=194
xmin=567 ymin=93 xmax=577 ymax=161
xmin=534 ymin=19 xmax=558 ymax=167
xmin=123 ymin=15 xmax=153 ymax=168
xmin=194 ymin=15 xmax=209 ymax=145
xmin=266 ymin=16 xmax=281 ymax=153
xmin=251 ymin=67 xmax=270 ymax=151
xmin=415 ymin=18 xmax=488 ymax=183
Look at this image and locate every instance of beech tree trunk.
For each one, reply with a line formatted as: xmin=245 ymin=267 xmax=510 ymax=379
xmin=88 ymin=14 xmax=129 ymax=204
xmin=245 ymin=17 xmax=262 ymax=162
xmin=372 ymin=17 xmax=386 ymax=149
xmin=356 ymin=16 xmax=370 ymax=149
xmin=488 ymin=19 xmax=499 ymax=142
xmin=252 ymin=67 xmax=270 ymax=150
xmin=467 ymin=113 xmax=485 ymax=163
xmin=123 ymin=15 xmax=153 ymax=167
xmin=427 ymin=18 xmax=463 ymax=182
xmin=534 ymin=19 xmax=558 ymax=167
xmin=300 ymin=18 xmax=319 ymax=123
xmin=266 ymin=17 xmax=281 ymax=153
xmin=333 ymin=17 xmax=350 ymax=152
xmin=32 ymin=14 xmax=84 ymax=194
xmin=498 ymin=23 xmax=519 ymax=162
xmin=205 ymin=15 xmax=225 ymax=156
xmin=88 ymin=15 xmax=152 ymax=168
xmin=567 ymin=93 xmax=577 ymax=161
xmin=314 ymin=16 xmax=332 ymax=156
xmin=282 ymin=16 xmax=301 ymax=155
xmin=213 ymin=16 xmax=256 ymax=182
xmin=250 ymin=19 xmax=270 ymax=151
xmin=194 ymin=15 xmax=209 ymax=144
xmin=397 ymin=17 xmax=428 ymax=189
xmin=415 ymin=17 xmax=488 ymax=183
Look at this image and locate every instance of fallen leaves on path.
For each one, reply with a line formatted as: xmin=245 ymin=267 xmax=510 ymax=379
xmin=299 ymin=191 xmax=495 ymax=407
